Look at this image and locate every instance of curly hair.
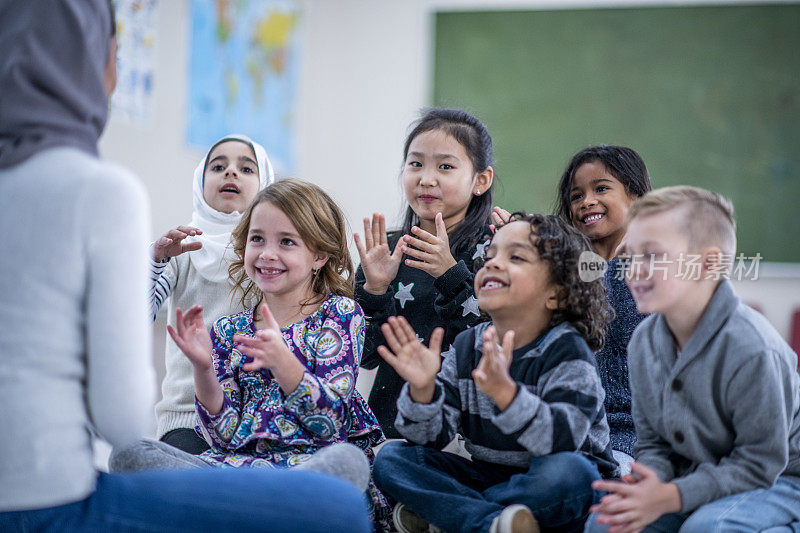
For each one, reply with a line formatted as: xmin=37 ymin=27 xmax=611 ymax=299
xmin=228 ymin=179 xmax=354 ymax=309
xmin=479 ymin=213 xmax=612 ymax=351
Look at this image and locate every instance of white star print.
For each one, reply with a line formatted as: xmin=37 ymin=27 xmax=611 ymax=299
xmin=394 ymin=282 xmax=415 ymax=309
xmin=461 ymin=295 xmax=480 ymax=317
xmin=472 ymin=241 xmax=488 ymax=260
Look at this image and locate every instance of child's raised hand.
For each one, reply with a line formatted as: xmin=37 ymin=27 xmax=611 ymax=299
xmin=167 ymin=305 xmax=213 ymax=370
xmin=402 ymin=213 xmax=457 ymax=278
xmin=377 ymin=316 xmax=443 ymax=403
xmin=489 ymin=206 xmax=512 ymax=234
xmin=612 ymin=236 xmax=629 ymax=260
xmin=472 ymin=326 xmax=517 ymax=410
xmin=354 ymin=213 xmax=404 ymax=295
xmin=590 ymin=462 xmax=682 ymax=533
xmin=153 ymin=225 xmax=203 ymax=262
xmin=234 ymin=302 xmax=294 ymax=373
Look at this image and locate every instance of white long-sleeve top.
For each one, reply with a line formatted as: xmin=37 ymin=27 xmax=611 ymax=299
xmin=150 ymin=251 xmax=252 ymax=438
xmin=0 ymin=148 xmax=155 ymax=511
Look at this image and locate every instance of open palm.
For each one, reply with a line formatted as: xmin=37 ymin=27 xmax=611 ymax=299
xmin=167 ymin=305 xmax=213 ymax=370
xmin=377 ymin=316 xmax=442 ymax=390
xmin=153 ymin=225 xmax=203 ymax=262
xmin=354 ymin=213 xmax=404 ymax=294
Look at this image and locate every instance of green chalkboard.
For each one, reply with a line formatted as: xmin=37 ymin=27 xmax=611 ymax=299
xmin=434 ymin=5 xmax=800 ymax=262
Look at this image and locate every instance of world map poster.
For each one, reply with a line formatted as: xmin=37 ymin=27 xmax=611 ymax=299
xmin=187 ymin=0 xmax=301 ymax=173
xmin=112 ymin=0 xmax=158 ymax=125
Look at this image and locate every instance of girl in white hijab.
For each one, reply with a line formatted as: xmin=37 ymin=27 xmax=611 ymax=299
xmin=152 ymin=134 xmax=274 ymax=454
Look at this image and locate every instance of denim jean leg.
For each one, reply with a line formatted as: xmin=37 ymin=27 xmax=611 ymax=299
xmin=583 ymin=510 xmax=688 ymax=533
xmin=374 ymin=441 xmax=508 ymax=533
xmin=483 ymin=452 xmax=599 ymax=532
xmin=680 ymin=477 xmax=800 ymax=533
xmin=0 ymin=468 xmax=371 ymax=533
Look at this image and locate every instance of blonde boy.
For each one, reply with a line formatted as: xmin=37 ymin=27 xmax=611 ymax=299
xmin=586 ymin=186 xmax=800 ymax=532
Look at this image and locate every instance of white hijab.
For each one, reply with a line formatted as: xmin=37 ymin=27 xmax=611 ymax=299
xmin=188 ymin=134 xmax=274 ymax=283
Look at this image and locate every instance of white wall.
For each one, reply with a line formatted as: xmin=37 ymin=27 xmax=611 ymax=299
xmin=100 ymin=0 xmax=798 ymax=239
xmin=101 ymin=0 xmax=800 ymax=343
xmin=100 ymin=0 xmax=433 ymax=239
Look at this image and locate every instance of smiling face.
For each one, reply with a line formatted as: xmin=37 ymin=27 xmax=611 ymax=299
xmin=402 ymin=129 xmax=490 ymax=233
xmin=203 ymin=140 xmax=261 ymax=214
xmin=569 ymin=160 xmax=636 ymax=248
xmin=244 ymin=202 xmax=328 ymax=301
xmin=624 ymin=208 xmax=694 ymax=317
xmin=475 ymin=221 xmax=558 ymax=322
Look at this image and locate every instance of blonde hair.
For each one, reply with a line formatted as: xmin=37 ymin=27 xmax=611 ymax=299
xmin=628 ymin=185 xmax=737 ymax=256
xmin=229 ymin=179 xmax=354 ymax=308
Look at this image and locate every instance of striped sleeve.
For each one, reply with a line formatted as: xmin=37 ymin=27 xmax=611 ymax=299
xmin=492 ymin=343 xmax=606 ymax=457
xmin=148 ymin=252 xmax=176 ymax=321
xmin=394 ymin=346 xmax=462 ymax=448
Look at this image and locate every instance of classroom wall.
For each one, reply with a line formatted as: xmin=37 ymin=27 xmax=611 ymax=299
xmin=100 ymin=0 xmax=800 ymax=411
xmin=112 ymin=0 xmax=796 ymax=238
xmin=100 ymin=0 xmax=429 ymax=240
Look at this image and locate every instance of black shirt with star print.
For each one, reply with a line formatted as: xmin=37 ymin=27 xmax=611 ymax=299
xmin=355 ymin=228 xmax=491 ymax=438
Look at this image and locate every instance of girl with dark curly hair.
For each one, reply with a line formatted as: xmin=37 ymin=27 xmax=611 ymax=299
xmin=554 ymin=145 xmax=653 ymax=465
xmin=372 ymin=213 xmax=617 ymax=533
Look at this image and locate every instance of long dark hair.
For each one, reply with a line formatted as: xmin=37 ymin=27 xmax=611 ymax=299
xmin=400 ymin=108 xmax=495 ymax=254
xmin=554 ymin=145 xmax=651 ymax=223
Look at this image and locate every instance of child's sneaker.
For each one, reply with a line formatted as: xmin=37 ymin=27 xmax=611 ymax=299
xmin=392 ymin=503 xmax=441 ymax=533
xmin=489 ymin=504 xmax=539 ymax=533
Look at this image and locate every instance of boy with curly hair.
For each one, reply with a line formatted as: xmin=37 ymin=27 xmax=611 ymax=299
xmin=373 ymin=214 xmax=618 ymax=533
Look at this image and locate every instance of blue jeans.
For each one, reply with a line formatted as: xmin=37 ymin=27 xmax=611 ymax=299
xmin=584 ymin=476 xmax=800 ymax=533
xmin=373 ymin=441 xmax=600 ymax=533
xmin=0 ymin=469 xmax=371 ymax=532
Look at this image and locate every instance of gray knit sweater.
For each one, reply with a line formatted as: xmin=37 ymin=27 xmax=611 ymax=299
xmin=396 ymin=321 xmax=618 ymax=477
xmin=629 ymin=280 xmax=800 ymax=513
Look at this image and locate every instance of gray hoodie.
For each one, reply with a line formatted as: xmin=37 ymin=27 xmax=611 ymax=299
xmin=629 ymin=280 xmax=800 ymax=513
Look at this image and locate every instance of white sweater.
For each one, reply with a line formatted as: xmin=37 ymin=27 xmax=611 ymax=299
xmin=0 ymin=148 xmax=155 ymax=511
xmin=151 ymin=252 xmax=251 ymax=438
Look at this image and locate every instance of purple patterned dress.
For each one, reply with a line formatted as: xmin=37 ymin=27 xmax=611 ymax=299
xmin=194 ymin=293 xmax=389 ymax=526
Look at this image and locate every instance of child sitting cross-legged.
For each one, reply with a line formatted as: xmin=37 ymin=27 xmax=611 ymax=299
xmin=586 ymin=186 xmax=800 ymax=532
xmin=373 ymin=214 xmax=618 ymax=533
xmin=110 ymin=179 xmax=390 ymax=526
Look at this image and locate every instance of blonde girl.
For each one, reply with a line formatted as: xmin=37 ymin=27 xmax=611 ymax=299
xmin=113 ymin=179 xmax=389 ymax=526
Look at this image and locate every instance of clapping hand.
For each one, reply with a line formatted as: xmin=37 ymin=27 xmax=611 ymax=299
xmin=377 ymin=316 xmax=443 ymax=404
xmin=167 ymin=305 xmax=213 ymax=370
xmin=354 ymin=213 xmax=404 ymax=295
xmin=168 ymin=305 xmax=224 ymax=415
xmin=472 ymin=326 xmax=517 ymax=410
xmin=489 ymin=206 xmax=512 ymax=234
xmin=233 ymin=302 xmax=293 ymax=373
xmin=153 ymin=225 xmax=203 ymax=262
xmin=402 ymin=213 xmax=457 ymax=278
